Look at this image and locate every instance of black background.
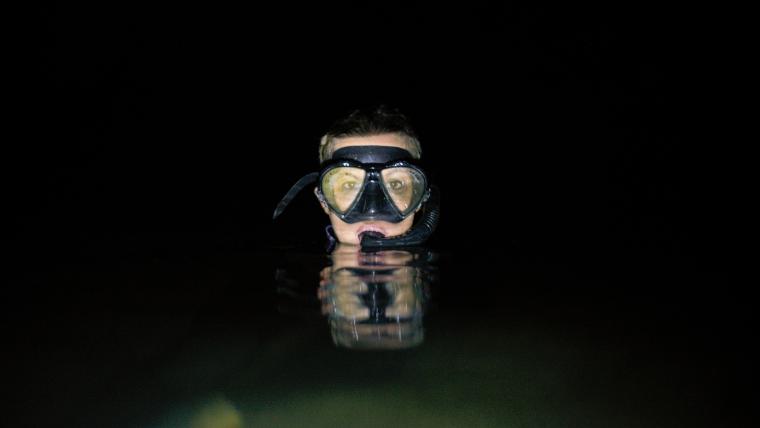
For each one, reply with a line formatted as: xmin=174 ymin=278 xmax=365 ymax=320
xmin=13 ymin=3 xmax=729 ymax=266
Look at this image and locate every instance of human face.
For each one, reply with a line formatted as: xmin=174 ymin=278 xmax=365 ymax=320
xmin=317 ymin=133 xmax=417 ymax=245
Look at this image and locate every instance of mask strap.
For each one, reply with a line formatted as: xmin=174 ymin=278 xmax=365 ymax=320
xmin=273 ymin=172 xmax=319 ymax=219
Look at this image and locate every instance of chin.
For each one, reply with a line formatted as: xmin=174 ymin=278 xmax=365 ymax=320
xmin=336 ymin=234 xmax=362 ymax=245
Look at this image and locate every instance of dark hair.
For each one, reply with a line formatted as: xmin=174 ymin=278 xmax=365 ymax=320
xmin=319 ymin=105 xmax=421 ymax=162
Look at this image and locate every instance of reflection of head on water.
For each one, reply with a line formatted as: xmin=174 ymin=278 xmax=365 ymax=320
xmin=319 ymin=244 xmax=436 ymax=350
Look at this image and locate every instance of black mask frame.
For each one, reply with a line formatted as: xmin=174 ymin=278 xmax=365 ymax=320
xmin=316 ymin=158 xmax=430 ymax=224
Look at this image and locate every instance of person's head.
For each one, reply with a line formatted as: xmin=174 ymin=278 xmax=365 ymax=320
xmin=315 ymin=106 xmax=425 ymax=245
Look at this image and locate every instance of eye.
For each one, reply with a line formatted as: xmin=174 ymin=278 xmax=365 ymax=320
xmin=389 ymin=180 xmax=405 ymax=191
xmin=342 ymin=181 xmax=357 ymax=190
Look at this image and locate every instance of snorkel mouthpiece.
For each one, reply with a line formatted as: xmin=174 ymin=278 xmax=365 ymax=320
xmin=359 ymin=231 xmax=386 ymax=241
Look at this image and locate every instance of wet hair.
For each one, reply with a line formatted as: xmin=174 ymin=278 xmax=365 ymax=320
xmin=319 ymin=105 xmax=422 ymax=163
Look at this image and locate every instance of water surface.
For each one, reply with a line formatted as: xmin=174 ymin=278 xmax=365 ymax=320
xmin=5 ymin=246 xmax=746 ymax=427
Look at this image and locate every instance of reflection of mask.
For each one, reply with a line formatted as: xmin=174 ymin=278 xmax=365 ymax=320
xmin=329 ymin=316 xmax=424 ymax=350
xmin=328 ymin=267 xmax=422 ymax=323
xmin=273 ymin=146 xmax=440 ymax=248
xmin=319 ymin=249 xmax=434 ymax=350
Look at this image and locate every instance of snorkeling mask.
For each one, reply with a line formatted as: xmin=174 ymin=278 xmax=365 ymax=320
xmin=273 ymin=146 xmax=439 ymax=248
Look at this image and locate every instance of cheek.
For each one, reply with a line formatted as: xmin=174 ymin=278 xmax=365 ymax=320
xmin=329 ymin=214 xmax=361 ymax=244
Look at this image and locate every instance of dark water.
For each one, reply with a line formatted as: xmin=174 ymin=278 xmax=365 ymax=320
xmin=5 ymin=243 xmax=749 ymax=428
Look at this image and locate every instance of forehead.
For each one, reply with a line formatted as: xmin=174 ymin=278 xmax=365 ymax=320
xmin=332 ymin=133 xmax=409 ymax=152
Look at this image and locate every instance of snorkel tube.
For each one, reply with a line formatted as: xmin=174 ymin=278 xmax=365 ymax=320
xmin=360 ymin=185 xmax=440 ymax=249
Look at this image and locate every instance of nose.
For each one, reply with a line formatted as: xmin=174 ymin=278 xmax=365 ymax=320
xmin=358 ymin=179 xmax=385 ymax=215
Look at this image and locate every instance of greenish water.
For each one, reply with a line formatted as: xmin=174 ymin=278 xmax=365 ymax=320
xmin=5 ymin=249 xmax=746 ymax=427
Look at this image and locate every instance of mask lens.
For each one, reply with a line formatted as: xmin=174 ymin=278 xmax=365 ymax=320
xmin=321 ymin=167 xmax=366 ymax=213
xmin=381 ymin=167 xmax=426 ymax=215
